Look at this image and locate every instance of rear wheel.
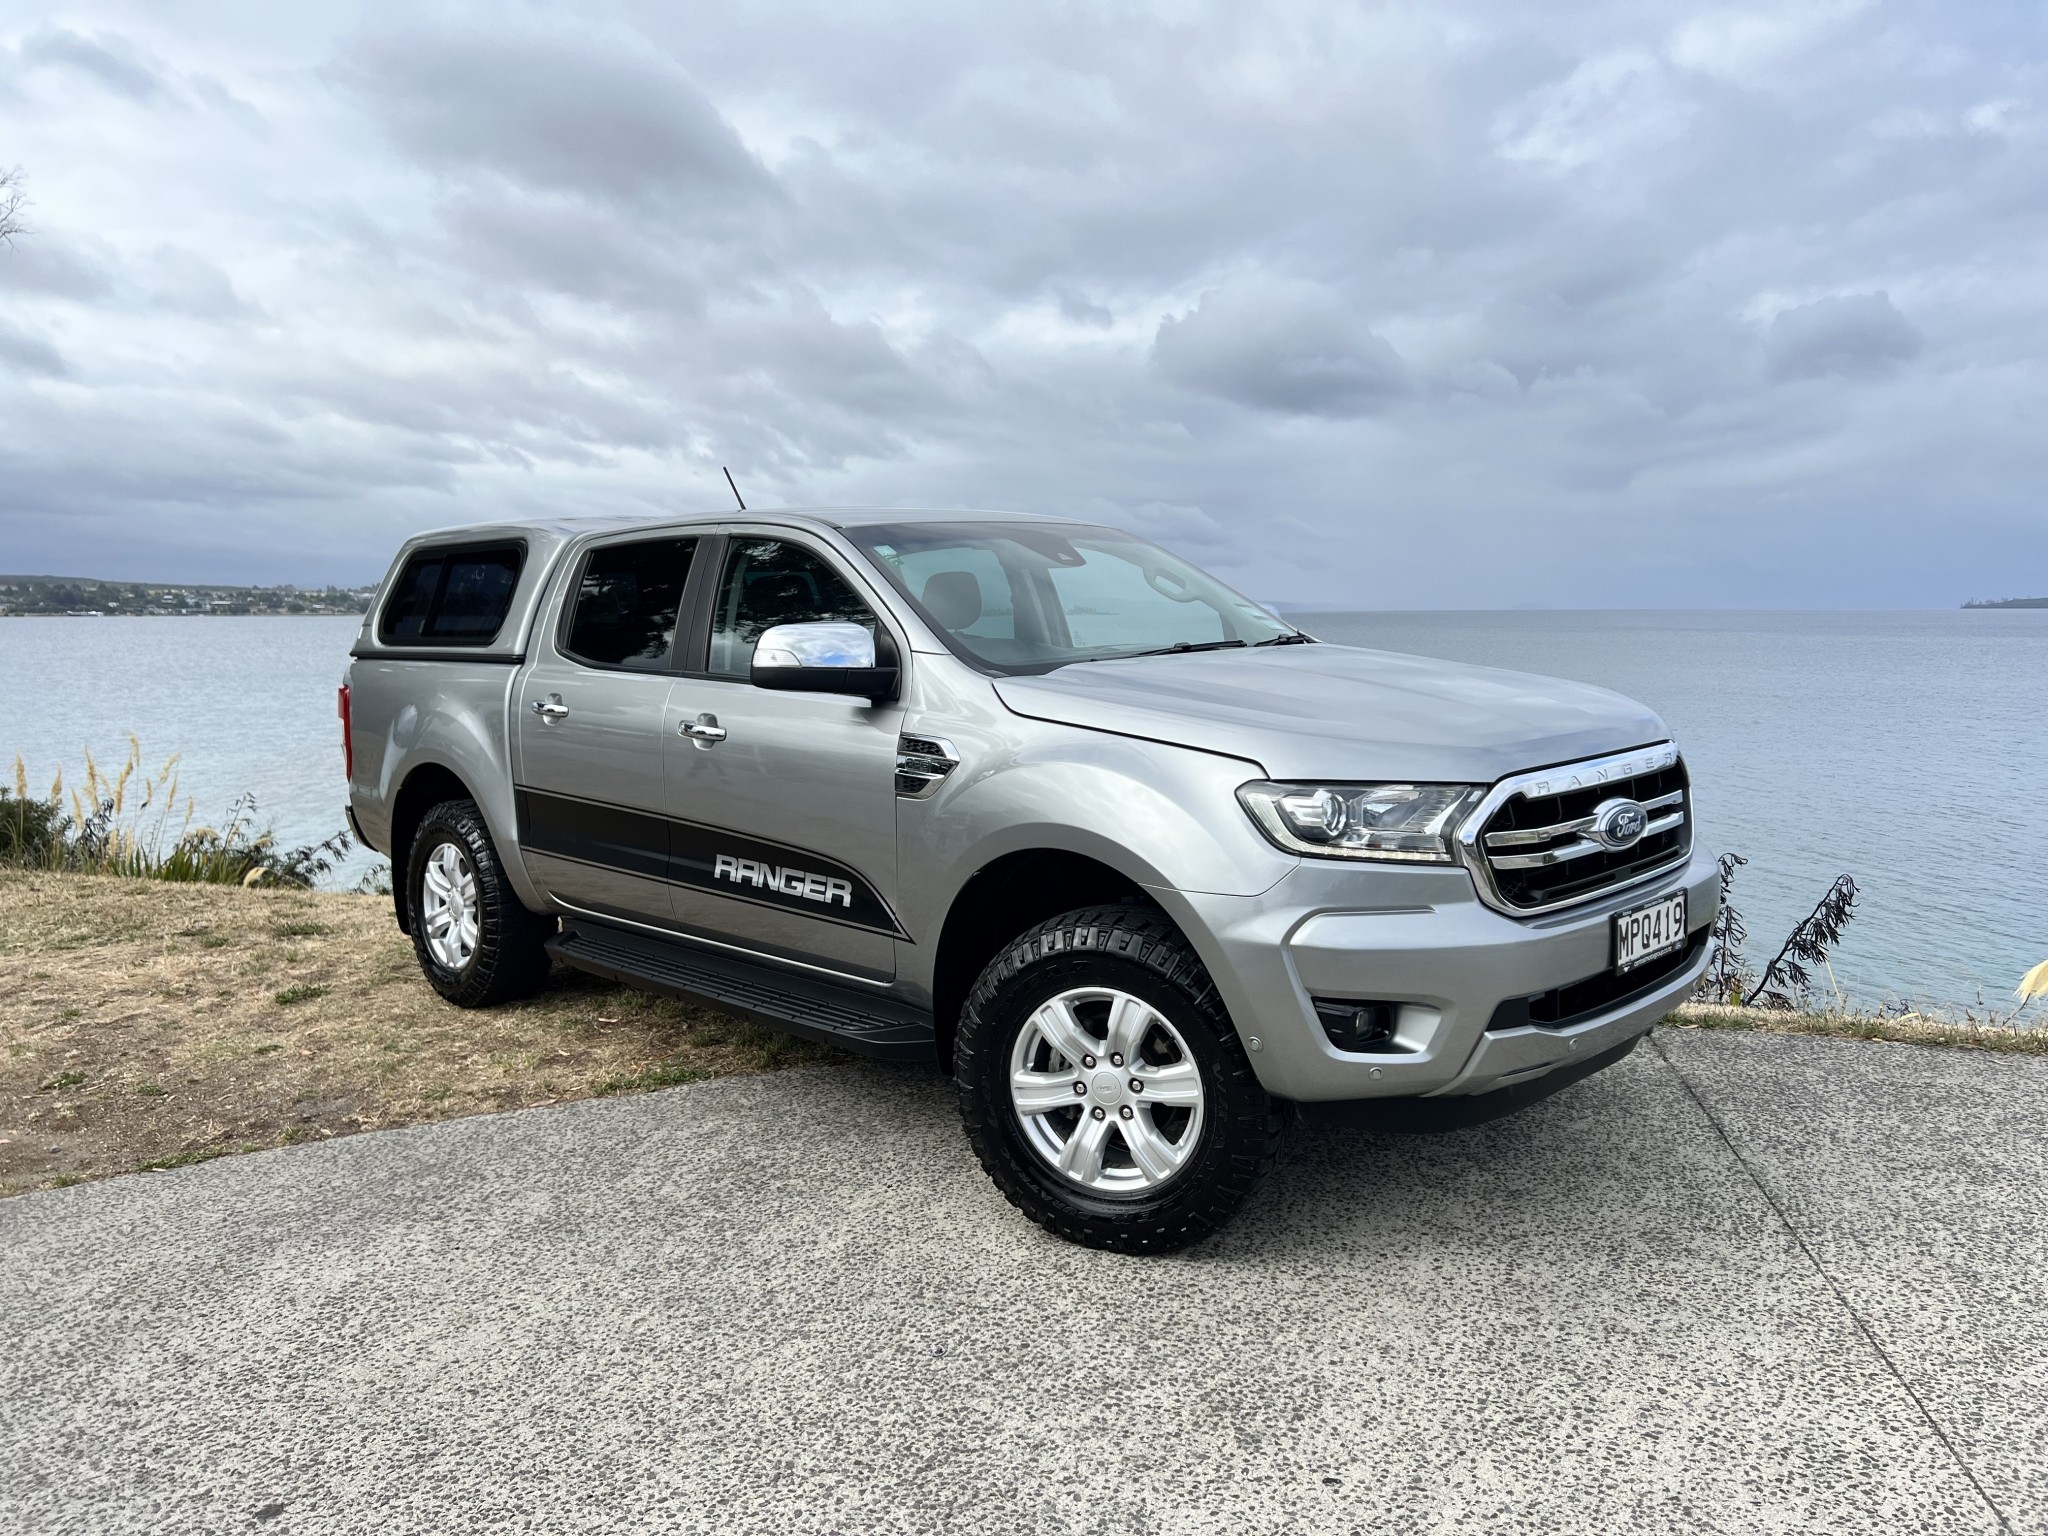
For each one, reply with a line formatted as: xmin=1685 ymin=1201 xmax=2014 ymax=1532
xmin=406 ymin=798 xmax=554 ymax=1007
xmin=956 ymin=905 xmax=1286 ymax=1253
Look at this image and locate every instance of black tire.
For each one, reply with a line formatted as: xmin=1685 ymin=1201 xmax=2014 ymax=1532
xmin=956 ymin=905 xmax=1287 ymax=1253
xmin=405 ymin=798 xmax=555 ymax=1008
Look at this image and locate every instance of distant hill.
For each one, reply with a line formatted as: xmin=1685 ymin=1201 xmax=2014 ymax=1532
xmin=0 ymin=576 xmax=375 ymax=617
xmin=1962 ymin=596 xmax=2048 ymax=610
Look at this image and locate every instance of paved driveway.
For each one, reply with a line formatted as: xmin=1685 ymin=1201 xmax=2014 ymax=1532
xmin=4 ymin=1030 xmax=2044 ymax=1536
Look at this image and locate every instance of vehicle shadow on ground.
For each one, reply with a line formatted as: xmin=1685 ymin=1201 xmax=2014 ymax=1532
xmin=1184 ymin=1044 xmax=1767 ymax=1264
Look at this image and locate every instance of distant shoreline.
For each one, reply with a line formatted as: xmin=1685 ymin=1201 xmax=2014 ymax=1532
xmin=1 ymin=575 xmax=372 ymax=619
xmin=1962 ymin=596 xmax=2048 ymax=610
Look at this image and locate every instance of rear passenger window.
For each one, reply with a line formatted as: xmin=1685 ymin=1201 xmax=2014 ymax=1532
xmin=379 ymin=544 xmax=524 ymax=645
xmin=562 ymin=538 xmax=698 ymax=671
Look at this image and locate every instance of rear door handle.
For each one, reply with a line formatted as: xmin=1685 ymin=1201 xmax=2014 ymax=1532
xmin=531 ymin=695 xmax=569 ymax=721
xmin=678 ymin=712 xmax=727 ymax=745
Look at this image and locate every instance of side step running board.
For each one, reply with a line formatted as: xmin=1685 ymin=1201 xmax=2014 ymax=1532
xmin=549 ymin=921 xmax=936 ymax=1065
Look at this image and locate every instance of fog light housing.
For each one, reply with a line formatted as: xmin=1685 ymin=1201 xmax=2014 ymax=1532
xmin=1313 ymin=999 xmax=1401 ymax=1053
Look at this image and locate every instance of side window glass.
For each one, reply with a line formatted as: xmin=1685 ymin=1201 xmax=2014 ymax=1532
xmin=379 ymin=544 xmax=523 ymax=645
xmin=431 ymin=551 xmax=522 ymax=639
xmin=380 ymin=556 xmax=444 ymax=643
xmin=707 ymin=539 xmax=875 ymax=677
xmin=562 ymin=538 xmax=698 ymax=671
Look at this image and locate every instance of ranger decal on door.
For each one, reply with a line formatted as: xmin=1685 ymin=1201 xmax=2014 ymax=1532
xmin=714 ymin=854 xmax=855 ymax=908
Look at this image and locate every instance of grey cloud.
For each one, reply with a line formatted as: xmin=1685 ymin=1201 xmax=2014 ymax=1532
xmin=0 ymin=321 xmax=65 ymax=377
xmin=1 ymin=2 xmax=2044 ymax=605
xmin=0 ymin=238 xmax=114 ymax=301
xmin=1153 ymin=282 xmax=1411 ymax=417
xmin=145 ymin=247 xmax=252 ymax=318
xmin=1766 ymin=292 xmax=1923 ymax=382
xmin=341 ymin=28 xmax=774 ymax=211
xmin=18 ymin=28 xmax=163 ymax=101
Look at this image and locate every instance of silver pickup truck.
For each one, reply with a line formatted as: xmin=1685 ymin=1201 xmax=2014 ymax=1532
xmin=343 ymin=508 xmax=1715 ymax=1251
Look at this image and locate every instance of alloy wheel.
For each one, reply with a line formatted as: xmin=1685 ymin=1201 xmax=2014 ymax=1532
xmin=419 ymin=840 xmax=479 ymax=971
xmin=1008 ymin=986 xmax=1206 ymax=1195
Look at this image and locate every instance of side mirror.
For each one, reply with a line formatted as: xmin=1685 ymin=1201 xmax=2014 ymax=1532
xmin=749 ymin=621 xmax=899 ymax=701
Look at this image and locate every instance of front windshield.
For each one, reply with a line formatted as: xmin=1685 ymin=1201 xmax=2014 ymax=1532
xmin=847 ymin=521 xmax=1301 ymax=675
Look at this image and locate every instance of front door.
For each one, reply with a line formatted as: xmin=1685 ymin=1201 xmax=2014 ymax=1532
xmin=514 ymin=534 xmax=701 ymax=924
xmin=663 ymin=533 xmax=906 ymax=980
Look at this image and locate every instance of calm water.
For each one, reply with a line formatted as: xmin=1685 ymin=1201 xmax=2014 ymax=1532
xmin=1 ymin=616 xmax=373 ymax=887
xmin=3 ymin=611 xmax=2043 ymax=1016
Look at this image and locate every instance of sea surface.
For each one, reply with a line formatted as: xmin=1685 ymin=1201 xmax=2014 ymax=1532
xmin=3 ymin=610 xmax=2043 ymax=1018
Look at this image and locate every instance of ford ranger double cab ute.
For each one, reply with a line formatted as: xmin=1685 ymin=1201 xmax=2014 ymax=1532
xmin=342 ymin=509 xmax=1716 ymax=1252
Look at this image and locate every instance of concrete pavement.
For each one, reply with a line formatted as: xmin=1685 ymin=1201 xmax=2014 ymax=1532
xmin=3 ymin=1029 xmax=2043 ymax=1535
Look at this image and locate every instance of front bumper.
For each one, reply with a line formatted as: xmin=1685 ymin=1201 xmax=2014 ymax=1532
xmin=1153 ymin=848 xmax=1718 ymax=1104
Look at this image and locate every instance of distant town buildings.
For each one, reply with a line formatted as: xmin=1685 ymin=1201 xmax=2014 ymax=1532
xmin=0 ymin=577 xmax=377 ymax=617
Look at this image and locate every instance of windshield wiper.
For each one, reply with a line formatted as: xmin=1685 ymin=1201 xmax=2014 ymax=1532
xmin=1123 ymin=639 xmax=1251 ymax=658
xmin=1254 ymin=632 xmax=1316 ymax=646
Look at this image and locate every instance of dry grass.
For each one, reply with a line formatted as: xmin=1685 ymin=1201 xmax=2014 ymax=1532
xmin=0 ymin=870 xmax=842 ymax=1196
xmin=1666 ymin=1001 xmax=2048 ymax=1055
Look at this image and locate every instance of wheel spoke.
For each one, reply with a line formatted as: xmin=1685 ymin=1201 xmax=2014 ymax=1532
xmin=1011 ymin=1069 xmax=1081 ymax=1116
xmin=424 ymin=864 xmax=452 ymax=899
xmin=425 ymin=906 xmax=453 ymax=936
xmin=1103 ymin=993 xmax=1156 ymax=1062
xmin=1057 ymin=1114 xmax=1113 ymax=1182
xmin=1122 ymin=1112 xmax=1183 ymax=1183
xmin=1009 ymin=982 xmax=1209 ymax=1195
xmin=1027 ymin=996 xmax=1096 ymax=1068
xmin=1134 ymin=1058 xmax=1200 ymax=1107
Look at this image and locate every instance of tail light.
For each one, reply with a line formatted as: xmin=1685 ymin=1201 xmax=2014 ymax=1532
xmin=338 ymin=682 xmax=353 ymax=779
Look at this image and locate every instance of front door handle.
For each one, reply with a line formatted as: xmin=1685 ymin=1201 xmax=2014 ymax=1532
xmin=531 ymin=695 xmax=569 ymax=721
xmin=679 ymin=712 xmax=727 ymax=746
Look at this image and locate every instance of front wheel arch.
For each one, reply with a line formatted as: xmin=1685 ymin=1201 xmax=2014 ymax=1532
xmin=929 ymin=849 xmax=1156 ymax=1071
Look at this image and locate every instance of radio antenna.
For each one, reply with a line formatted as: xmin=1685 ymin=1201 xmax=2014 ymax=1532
xmin=722 ymin=466 xmax=746 ymax=512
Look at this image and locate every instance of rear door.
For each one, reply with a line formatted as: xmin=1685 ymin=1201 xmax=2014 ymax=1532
xmin=661 ymin=531 xmax=907 ymax=980
xmin=513 ymin=533 xmax=705 ymax=923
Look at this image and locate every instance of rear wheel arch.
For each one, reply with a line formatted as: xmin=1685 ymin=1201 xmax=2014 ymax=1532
xmin=388 ymin=763 xmax=475 ymax=929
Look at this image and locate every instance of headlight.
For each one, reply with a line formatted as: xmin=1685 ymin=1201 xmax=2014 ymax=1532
xmin=1237 ymin=781 xmax=1483 ymax=863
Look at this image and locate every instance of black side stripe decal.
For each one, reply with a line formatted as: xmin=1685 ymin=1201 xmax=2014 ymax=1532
xmin=516 ymin=789 xmax=907 ymax=939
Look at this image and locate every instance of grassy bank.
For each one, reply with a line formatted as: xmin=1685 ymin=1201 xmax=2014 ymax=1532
xmin=1666 ymin=1001 xmax=2047 ymax=1054
xmin=8 ymin=871 xmax=2042 ymax=1199
xmin=1 ymin=870 xmax=839 ymax=1196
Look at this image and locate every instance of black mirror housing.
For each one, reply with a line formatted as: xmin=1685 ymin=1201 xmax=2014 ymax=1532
xmin=749 ymin=662 xmax=899 ymax=701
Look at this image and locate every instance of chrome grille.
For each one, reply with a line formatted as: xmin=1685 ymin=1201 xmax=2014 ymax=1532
xmin=1459 ymin=744 xmax=1692 ymax=916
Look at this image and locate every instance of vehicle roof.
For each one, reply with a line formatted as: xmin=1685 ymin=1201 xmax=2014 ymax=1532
xmin=404 ymin=506 xmax=1076 ymax=544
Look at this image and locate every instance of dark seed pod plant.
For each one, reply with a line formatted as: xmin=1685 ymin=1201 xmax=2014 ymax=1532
xmin=1747 ymin=874 xmax=1860 ymax=1010
xmin=1699 ymin=853 xmax=1754 ymax=1005
xmin=1695 ymin=855 xmax=1860 ymax=1011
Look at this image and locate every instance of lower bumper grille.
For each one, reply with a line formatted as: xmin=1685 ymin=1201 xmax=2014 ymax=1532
xmin=1486 ymin=927 xmax=1708 ymax=1033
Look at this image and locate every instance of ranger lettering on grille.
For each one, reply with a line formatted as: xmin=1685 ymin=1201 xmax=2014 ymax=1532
xmin=714 ymin=853 xmax=855 ymax=908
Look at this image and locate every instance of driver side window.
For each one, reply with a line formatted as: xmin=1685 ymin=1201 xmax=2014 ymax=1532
xmin=707 ymin=538 xmax=876 ymax=677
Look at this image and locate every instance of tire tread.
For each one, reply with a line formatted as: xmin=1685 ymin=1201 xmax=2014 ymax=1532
xmin=955 ymin=904 xmax=1286 ymax=1253
xmin=407 ymin=798 xmax=554 ymax=1008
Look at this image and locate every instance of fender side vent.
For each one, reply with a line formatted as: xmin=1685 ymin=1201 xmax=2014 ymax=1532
xmin=896 ymin=734 xmax=960 ymax=799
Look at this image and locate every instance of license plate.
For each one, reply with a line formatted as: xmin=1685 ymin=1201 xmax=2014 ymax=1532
xmin=1615 ymin=892 xmax=1687 ymax=974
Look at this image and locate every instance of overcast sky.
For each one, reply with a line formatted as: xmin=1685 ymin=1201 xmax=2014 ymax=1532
xmin=2 ymin=1 xmax=2043 ymax=606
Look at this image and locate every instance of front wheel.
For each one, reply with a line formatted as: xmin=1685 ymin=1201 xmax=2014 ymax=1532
xmin=955 ymin=906 xmax=1286 ymax=1253
xmin=406 ymin=798 xmax=555 ymax=1008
